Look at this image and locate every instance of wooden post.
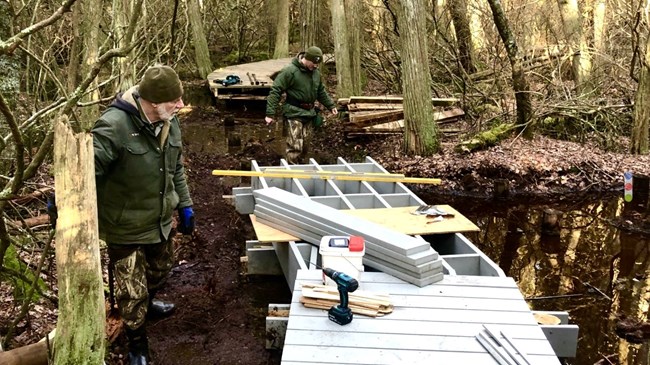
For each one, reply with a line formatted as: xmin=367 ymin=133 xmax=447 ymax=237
xmin=52 ymin=117 xmax=105 ymax=364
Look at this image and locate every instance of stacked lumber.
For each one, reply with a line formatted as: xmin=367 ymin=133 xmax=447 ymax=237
xmin=337 ymin=96 xmax=464 ymax=137
xmin=252 ymin=187 xmax=445 ymax=287
xmin=300 ymin=283 xmax=393 ymax=317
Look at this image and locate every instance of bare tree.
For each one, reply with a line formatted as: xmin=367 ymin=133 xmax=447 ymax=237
xmin=345 ymin=0 xmax=362 ymax=95
xmin=188 ymin=0 xmax=213 ymax=77
xmin=632 ymin=1 xmax=650 ymax=154
xmin=331 ymin=0 xmax=354 ymax=97
xmin=487 ymin=0 xmax=533 ymax=137
xmin=300 ymin=0 xmax=319 ymax=50
xmin=395 ymin=0 xmax=440 ymax=155
xmin=274 ymin=0 xmax=290 ymax=58
xmin=450 ymin=0 xmax=476 ymax=73
xmin=557 ymin=0 xmax=592 ymax=94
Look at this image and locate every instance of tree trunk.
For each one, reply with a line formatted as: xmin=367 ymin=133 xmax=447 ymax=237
xmin=300 ymin=0 xmax=318 ymax=50
xmin=274 ymin=0 xmax=290 ymax=58
xmin=433 ymin=0 xmax=454 ymax=45
xmin=114 ymin=0 xmax=137 ymax=92
xmin=188 ymin=0 xmax=213 ymax=78
xmin=52 ymin=118 xmax=105 ymax=364
xmin=397 ymin=0 xmax=439 ymax=155
xmin=449 ymin=0 xmax=476 ymax=73
xmin=592 ymin=0 xmax=606 ymax=64
xmin=330 ymin=0 xmax=354 ymax=97
xmin=487 ymin=0 xmax=533 ymax=138
xmin=78 ymin=0 xmax=102 ymax=131
xmin=0 ymin=0 xmax=20 ymax=271
xmin=345 ymin=0 xmax=362 ymax=95
xmin=468 ymin=0 xmax=486 ymax=54
xmin=66 ymin=5 xmax=82 ymax=93
xmin=632 ymin=8 xmax=650 ymax=155
xmin=557 ymin=0 xmax=592 ymax=94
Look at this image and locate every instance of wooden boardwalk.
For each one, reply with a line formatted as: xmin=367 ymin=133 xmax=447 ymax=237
xmin=206 ymin=55 xmax=334 ymax=100
xmin=282 ymin=270 xmax=561 ymax=365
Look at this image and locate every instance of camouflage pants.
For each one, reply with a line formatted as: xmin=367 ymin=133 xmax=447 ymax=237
xmin=285 ymin=118 xmax=313 ymax=164
xmin=108 ymin=238 xmax=174 ymax=330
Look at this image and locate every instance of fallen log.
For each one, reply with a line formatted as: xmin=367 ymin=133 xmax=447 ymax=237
xmin=0 ymin=340 xmax=48 ymax=365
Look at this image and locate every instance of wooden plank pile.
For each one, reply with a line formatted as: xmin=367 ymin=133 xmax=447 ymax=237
xmin=337 ymin=96 xmax=464 ymax=137
xmin=300 ymin=283 xmax=393 ymax=317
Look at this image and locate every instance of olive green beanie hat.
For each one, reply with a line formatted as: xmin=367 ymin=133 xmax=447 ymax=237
xmin=304 ymin=46 xmax=323 ymax=64
xmin=138 ymin=65 xmax=183 ymax=103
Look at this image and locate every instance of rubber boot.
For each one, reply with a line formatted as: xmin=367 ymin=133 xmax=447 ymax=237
xmin=147 ymin=292 xmax=175 ymax=319
xmin=126 ymin=326 xmax=149 ymax=365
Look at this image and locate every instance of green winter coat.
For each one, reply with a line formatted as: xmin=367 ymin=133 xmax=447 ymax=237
xmin=92 ymin=87 xmax=192 ymax=244
xmin=265 ymin=54 xmax=335 ymax=121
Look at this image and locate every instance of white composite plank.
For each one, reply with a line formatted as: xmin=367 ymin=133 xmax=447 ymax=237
xmin=287 ymin=317 xmax=548 ymax=340
xmin=288 ymin=304 xmax=538 ymax=325
xmin=283 ymin=329 xmax=555 ymax=356
xmin=284 ymin=330 xmax=554 ymax=355
xmin=293 ymin=291 xmax=530 ymax=312
xmin=281 ymin=345 xmax=560 ymax=365
xmin=293 ymin=280 xmax=525 ymax=300
xmin=283 ymin=270 xmax=561 ymax=365
xmin=296 ymin=270 xmax=519 ymax=288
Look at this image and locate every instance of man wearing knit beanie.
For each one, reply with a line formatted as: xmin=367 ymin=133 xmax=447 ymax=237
xmin=90 ymin=64 xmax=194 ymax=365
xmin=265 ymin=46 xmax=338 ymax=164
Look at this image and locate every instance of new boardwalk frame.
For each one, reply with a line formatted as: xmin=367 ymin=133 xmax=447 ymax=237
xmin=228 ymin=157 xmax=577 ymax=363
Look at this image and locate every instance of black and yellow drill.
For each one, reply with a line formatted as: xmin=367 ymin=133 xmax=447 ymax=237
xmin=323 ymin=268 xmax=359 ymax=325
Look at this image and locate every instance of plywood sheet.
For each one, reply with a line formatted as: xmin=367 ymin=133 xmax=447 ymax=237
xmin=250 ymin=205 xmax=479 ymax=243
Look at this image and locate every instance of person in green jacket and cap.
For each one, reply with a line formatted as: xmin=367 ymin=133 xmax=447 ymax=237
xmin=265 ymin=46 xmax=338 ymax=164
xmin=92 ymin=64 xmax=194 ymax=365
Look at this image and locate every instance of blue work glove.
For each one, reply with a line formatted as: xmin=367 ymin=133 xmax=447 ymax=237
xmin=178 ymin=206 xmax=195 ymax=235
xmin=46 ymin=192 xmax=57 ymax=228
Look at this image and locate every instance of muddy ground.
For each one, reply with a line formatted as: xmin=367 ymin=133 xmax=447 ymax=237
xmin=2 ymin=91 xmax=650 ymax=364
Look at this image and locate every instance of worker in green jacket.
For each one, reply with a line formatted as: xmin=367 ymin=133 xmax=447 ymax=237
xmin=92 ymin=65 xmax=194 ymax=365
xmin=265 ymin=46 xmax=338 ymax=164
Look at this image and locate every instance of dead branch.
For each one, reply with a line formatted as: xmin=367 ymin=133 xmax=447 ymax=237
xmin=0 ymin=0 xmax=78 ymax=55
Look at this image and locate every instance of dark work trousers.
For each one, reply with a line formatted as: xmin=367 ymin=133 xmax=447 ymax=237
xmin=285 ymin=117 xmax=313 ymax=164
xmin=107 ymin=237 xmax=174 ymax=330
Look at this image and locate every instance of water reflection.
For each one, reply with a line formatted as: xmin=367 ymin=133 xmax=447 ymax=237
xmin=435 ymin=194 xmax=650 ymax=365
xmin=182 ymin=114 xmax=285 ymax=156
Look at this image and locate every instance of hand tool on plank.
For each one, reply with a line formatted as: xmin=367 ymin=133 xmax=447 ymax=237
xmin=252 ymin=73 xmax=260 ymax=85
xmin=322 ymin=268 xmax=359 ymax=325
xmin=211 ymin=169 xmax=442 ymax=185
xmin=246 ymin=72 xmax=254 ymax=85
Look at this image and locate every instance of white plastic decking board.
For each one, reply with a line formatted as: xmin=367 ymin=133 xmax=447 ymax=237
xmin=281 ymin=270 xmax=561 ymax=365
xmin=253 ymin=206 xmax=439 ymax=267
xmin=252 ymin=189 xmax=433 ymax=256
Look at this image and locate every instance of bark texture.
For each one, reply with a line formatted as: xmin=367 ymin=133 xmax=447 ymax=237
xmin=397 ymin=0 xmax=439 ymax=155
xmin=632 ymin=12 xmax=650 ymax=154
xmin=188 ymin=0 xmax=213 ymax=78
xmin=274 ymin=0 xmax=290 ymax=58
xmin=487 ymin=0 xmax=533 ymax=137
xmin=52 ymin=118 xmax=105 ymax=364
xmin=557 ymin=0 xmax=592 ymax=94
xmin=345 ymin=0 xmax=362 ymax=95
xmin=300 ymin=0 xmax=318 ymax=50
xmin=450 ymin=0 xmax=476 ymax=73
xmin=330 ymin=0 xmax=353 ymax=97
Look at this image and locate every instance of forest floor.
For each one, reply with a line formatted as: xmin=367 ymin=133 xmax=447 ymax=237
xmin=2 ymin=86 xmax=650 ymax=364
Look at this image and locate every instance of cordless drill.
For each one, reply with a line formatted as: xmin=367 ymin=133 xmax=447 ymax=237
xmin=323 ymin=268 xmax=359 ymax=325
